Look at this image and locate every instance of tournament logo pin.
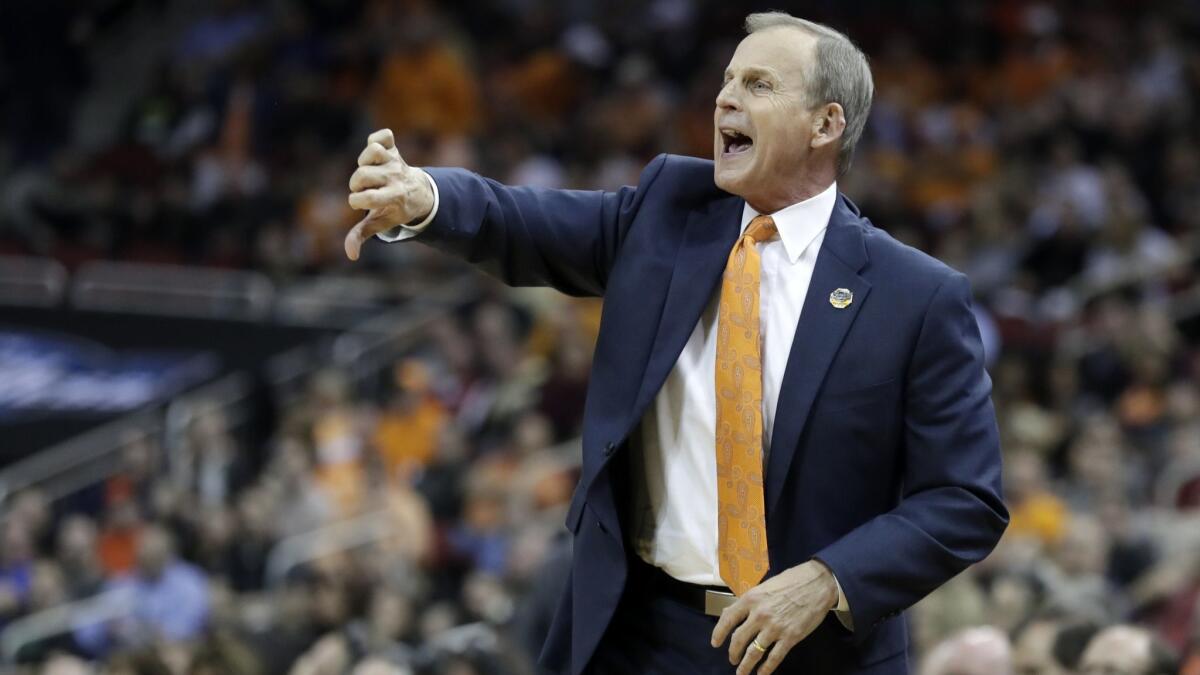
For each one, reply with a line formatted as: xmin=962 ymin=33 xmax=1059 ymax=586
xmin=829 ymin=287 xmax=853 ymax=309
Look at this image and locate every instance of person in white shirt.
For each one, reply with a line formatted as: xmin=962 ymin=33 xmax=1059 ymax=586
xmin=344 ymin=11 xmax=1006 ymax=675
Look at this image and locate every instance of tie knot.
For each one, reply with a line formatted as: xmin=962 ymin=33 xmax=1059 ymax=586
xmin=744 ymin=215 xmax=777 ymax=244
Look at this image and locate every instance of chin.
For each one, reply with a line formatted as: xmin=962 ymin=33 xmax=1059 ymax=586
xmin=714 ymin=164 xmax=749 ymax=196
xmin=714 ymin=146 xmax=757 ymax=192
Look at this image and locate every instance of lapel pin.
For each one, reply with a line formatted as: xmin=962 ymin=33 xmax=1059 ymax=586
xmin=829 ymin=288 xmax=853 ymax=309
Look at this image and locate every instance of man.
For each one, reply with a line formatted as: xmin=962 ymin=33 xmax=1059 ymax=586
xmin=73 ymin=526 xmax=210 ymax=656
xmin=1078 ymin=625 xmax=1179 ymax=675
xmin=920 ymin=627 xmax=1014 ymax=675
xmin=346 ymin=11 xmax=1007 ymax=675
xmin=1013 ymin=617 xmax=1069 ymax=675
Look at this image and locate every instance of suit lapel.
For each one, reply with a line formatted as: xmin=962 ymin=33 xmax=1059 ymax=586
xmin=627 ymin=196 xmax=742 ymax=432
xmin=622 ymin=193 xmax=872 ymax=522
xmin=765 ymin=196 xmax=872 ymax=520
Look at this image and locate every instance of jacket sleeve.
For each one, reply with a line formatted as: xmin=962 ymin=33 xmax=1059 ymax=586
xmin=812 ymin=271 xmax=1009 ymax=635
xmin=389 ymin=154 xmax=670 ymax=297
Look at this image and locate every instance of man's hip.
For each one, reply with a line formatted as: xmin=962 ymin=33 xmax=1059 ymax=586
xmin=585 ymin=553 xmax=910 ymax=675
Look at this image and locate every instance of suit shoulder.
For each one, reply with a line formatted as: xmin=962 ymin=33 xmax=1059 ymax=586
xmin=857 ymin=215 xmax=965 ymax=293
xmin=638 ymin=154 xmax=727 ymax=206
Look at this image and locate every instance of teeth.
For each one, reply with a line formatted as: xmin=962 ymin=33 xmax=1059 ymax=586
xmin=720 ymin=127 xmax=752 ymax=154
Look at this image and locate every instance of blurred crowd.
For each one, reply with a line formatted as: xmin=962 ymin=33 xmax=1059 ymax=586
xmin=3 ymin=0 xmax=1200 ymax=674
xmin=2 ymin=290 xmax=598 ymax=675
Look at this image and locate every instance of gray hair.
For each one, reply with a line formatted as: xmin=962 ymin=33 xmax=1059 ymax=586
xmin=744 ymin=12 xmax=874 ymax=175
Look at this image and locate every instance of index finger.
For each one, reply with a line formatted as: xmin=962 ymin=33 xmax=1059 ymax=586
xmin=368 ymin=128 xmax=395 ymax=150
xmin=711 ymin=599 xmax=750 ymax=648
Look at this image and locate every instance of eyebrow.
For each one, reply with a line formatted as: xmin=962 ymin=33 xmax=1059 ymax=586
xmin=724 ymin=66 xmax=780 ymax=81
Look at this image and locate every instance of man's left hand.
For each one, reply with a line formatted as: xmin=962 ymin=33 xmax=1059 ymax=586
xmin=710 ymin=560 xmax=840 ymax=675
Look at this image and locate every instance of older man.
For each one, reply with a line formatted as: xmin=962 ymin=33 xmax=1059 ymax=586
xmin=1078 ymin=625 xmax=1179 ymax=675
xmin=921 ymin=627 xmax=1014 ymax=675
xmin=346 ymin=11 xmax=1006 ymax=675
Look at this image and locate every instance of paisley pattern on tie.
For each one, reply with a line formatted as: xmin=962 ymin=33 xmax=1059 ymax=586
xmin=715 ymin=214 xmax=776 ymax=596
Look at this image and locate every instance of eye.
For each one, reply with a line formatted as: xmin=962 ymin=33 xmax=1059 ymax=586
xmin=751 ymin=79 xmax=771 ymax=93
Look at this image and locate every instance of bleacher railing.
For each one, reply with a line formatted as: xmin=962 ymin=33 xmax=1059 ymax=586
xmin=0 ymin=256 xmax=68 ymax=307
xmin=0 ymin=256 xmax=470 ymax=509
xmin=0 ymin=589 xmax=130 ymax=664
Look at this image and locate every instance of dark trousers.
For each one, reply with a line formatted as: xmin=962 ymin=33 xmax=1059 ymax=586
xmin=588 ymin=555 xmax=736 ymax=674
xmin=585 ymin=556 xmax=910 ymax=675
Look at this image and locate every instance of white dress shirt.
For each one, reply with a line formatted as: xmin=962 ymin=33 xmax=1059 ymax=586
xmin=629 ymin=181 xmax=835 ymax=582
xmin=379 ymin=172 xmax=850 ymax=623
xmin=626 ymin=180 xmax=849 ymax=623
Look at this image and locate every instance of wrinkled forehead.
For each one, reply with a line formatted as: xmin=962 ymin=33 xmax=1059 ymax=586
xmin=726 ymin=27 xmax=817 ymax=82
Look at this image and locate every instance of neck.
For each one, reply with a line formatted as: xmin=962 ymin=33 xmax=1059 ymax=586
xmin=745 ymin=165 xmax=837 ymax=214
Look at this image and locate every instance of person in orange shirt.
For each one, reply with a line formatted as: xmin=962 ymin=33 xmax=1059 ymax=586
xmin=372 ymin=359 xmax=447 ymax=483
xmin=369 ymin=32 xmax=479 ymax=140
xmin=96 ymin=499 xmax=143 ymax=576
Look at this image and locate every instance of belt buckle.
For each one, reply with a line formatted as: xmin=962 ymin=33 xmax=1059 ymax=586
xmin=704 ymin=589 xmax=737 ymax=616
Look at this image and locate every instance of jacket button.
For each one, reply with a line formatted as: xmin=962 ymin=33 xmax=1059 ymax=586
xmin=604 ymin=442 xmax=617 ymax=456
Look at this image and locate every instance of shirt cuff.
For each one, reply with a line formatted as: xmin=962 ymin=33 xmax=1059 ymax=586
xmin=374 ymin=169 xmax=439 ymax=242
xmin=831 ymin=573 xmax=854 ymax=631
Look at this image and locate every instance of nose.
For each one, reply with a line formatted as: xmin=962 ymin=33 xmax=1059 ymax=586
xmin=716 ymin=80 xmax=740 ymax=112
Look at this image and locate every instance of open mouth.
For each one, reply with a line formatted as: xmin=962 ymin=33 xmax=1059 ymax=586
xmin=721 ymin=128 xmax=754 ymax=156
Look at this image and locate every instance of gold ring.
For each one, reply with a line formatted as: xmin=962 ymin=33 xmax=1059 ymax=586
xmin=751 ymin=639 xmax=768 ymax=653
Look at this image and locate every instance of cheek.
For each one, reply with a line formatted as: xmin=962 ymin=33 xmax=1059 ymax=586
xmin=763 ymin=125 xmax=809 ymax=162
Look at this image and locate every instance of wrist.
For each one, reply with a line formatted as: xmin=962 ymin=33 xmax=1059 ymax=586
xmin=407 ymin=169 xmax=436 ymax=224
xmin=809 ymin=559 xmax=839 ymax=611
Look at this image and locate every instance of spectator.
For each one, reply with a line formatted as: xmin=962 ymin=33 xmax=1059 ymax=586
xmin=367 ymin=11 xmax=481 ymax=139
xmin=56 ymin=515 xmax=106 ymax=599
xmin=1078 ymin=625 xmax=1179 ymax=675
xmin=1050 ymin=621 xmax=1102 ymax=673
xmin=344 ymin=588 xmax=417 ymax=666
xmin=186 ymin=633 xmax=263 ymax=675
xmin=173 ymin=407 xmax=254 ymax=509
xmin=96 ymin=500 xmax=144 ymax=577
xmin=921 ymin=626 xmax=1015 ymax=675
xmin=102 ymin=648 xmax=173 ymax=675
xmin=264 ymin=436 xmax=335 ymax=538
xmin=8 ymin=489 xmax=53 ymax=554
xmin=42 ymin=654 xmax=94 ymax=675
xmin=372 ymin=359 xmax=449 ymax=482
xmin=0 ymin=518 xmax=36 ymax=624
xmin=288 ymin=632 xmax=352 ymax=675
xmin=1044 ymin=514 xmax=1120 ymax=619
xmin=351 ymin=658 xmax=413 ymax=675
xmin=75 ymin=526 xmax=210 ymax=656
xmin=1013 ymin=617 xmax=1068 ymax=675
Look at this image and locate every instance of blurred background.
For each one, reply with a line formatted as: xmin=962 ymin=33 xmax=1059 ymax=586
xmin=1 ymin=0 xmax=1199 ymax=674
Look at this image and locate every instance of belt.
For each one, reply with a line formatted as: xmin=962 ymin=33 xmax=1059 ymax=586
xmin=628 ymin=555 xmax=738 ymax=617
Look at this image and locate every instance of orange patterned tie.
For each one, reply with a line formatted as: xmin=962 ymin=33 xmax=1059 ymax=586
xmin=715 ymin=214 xmax=776 ymax=596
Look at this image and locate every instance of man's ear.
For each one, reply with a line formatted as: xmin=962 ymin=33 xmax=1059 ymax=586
xmin=810 ymin=102 xmax=846 ymax=150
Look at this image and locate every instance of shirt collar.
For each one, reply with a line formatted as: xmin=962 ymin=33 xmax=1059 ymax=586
xmin=740 ymin=181 xmax=838 ymax=264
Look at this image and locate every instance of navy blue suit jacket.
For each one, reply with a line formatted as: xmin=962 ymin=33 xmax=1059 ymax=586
xmin=411 ymin=154 xmax=1008 ymax=674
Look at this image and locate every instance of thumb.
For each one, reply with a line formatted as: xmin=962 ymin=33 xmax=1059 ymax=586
xmin=344 ymin=210 xmax=388 ymax=261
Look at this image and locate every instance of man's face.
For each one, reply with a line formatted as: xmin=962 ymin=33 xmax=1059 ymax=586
xmin=714 ymin=27 xmax=820 ymax=206
xmin=135 ymin=529 xmax=171 ymax=580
